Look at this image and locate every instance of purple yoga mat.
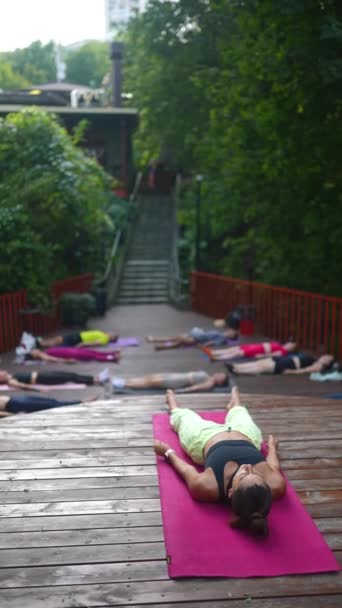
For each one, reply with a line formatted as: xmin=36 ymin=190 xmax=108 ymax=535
xmin=153 ymin=411 xmax=340 ymax=578
xmin=110 ymin=337 xmax=140 ymax=347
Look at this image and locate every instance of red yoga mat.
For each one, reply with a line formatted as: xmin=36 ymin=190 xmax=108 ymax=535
xmin=153 ymin=411 xmax=340 ymax=578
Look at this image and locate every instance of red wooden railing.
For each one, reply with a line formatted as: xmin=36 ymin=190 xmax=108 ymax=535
xmin=191 ymin=271 xmax=342 ymax=359
xmin=0 ymin=273 xmax=93 ymax=354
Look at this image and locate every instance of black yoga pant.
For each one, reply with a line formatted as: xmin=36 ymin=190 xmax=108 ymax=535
xmin=62 ymin=332 xmax=81 ymax=346
xmin=35 ymin=371 xmax=94 ymax=385
xmin=6 ymin=395 xmax=81 ymax=414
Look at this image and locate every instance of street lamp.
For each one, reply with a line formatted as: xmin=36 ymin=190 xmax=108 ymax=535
xmin=195 ymin=174 xmax=204 ymax=270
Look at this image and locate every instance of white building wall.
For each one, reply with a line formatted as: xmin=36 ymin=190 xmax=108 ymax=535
xmin=105 ymin=0 xmax=147 ymax=31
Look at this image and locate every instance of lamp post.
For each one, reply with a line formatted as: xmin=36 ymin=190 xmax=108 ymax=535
xmin=195 ymin=174 xmax=203 ymax=270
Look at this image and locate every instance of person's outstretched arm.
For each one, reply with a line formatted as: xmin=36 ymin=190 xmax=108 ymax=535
xmin=177 ymin=378 xmax=216 ymax=393
xmin=265 ymin=435 xmax=286 ymax=499
xmin=31 ymin=350 xmax=75 ymax=364
xmin=284 ymin=362 xmax=320 ymax=375
xmin=154 ymin=440 xmax=214 ymax=501
xmin=9 ymin=378 xmax=41 ymax=392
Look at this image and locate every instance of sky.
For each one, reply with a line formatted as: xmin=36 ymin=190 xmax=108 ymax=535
xmin=0 ymin=0 xmax=107 ymax=51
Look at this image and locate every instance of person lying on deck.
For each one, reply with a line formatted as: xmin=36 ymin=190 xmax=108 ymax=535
xmin=34 ymin=330 xmax=118 ymax=349
xmin=111 ymin=370 xmax=230 ymax=393
xmin=16 ymin=346 xmax=120 ymax=364
xmin=0 ymin=394 xmax=96 ymax=417
xmin=146 ymin=325 xmax=239 ymax=351
xmin=0 ymin=368 xmax=110 ymax=391
xmin=204 ymin=340 xmax=297 ymax=361
xmin=226 ymin=353 xmax=335 ymax=376
xmin=154 ymin=387 xmax=285 ymax=537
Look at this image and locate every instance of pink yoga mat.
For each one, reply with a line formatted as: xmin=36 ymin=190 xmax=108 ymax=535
xmin=0 ymin=383 xmax=86 ymax=391
xmin=153 ymin=411 xmax=340 ymax=578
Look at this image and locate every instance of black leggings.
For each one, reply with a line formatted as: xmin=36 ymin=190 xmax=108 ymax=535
xmin=6 ymin=395 xmax=81 ymax=414
xmin=35 ymin=371 xmax=94 ymax=385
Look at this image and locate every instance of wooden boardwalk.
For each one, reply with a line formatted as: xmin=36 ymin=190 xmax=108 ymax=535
xmin=0 ymin=304 xmax=341 ymax=607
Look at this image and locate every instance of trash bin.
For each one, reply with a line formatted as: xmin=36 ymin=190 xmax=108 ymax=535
xmin=92 ymin=286 xmax=107 ymax=317
xmin=235 ymin=305 xmax=256 ymax=336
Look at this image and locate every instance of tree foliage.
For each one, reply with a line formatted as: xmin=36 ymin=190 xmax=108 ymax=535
xmin=0 ymin=62 xmax=30 ymax=90
xmin=2 ymin=41 xmax=56 ymax=84
xmin=65 ymin=41 xmax=111 ymax=88
xmin=0 ymin=109 xmax=117 ymax=307
xmin=124 ymin=0 xmax=342 ymax=295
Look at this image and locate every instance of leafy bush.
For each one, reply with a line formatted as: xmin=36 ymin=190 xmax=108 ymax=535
xmin=0 ymin=108 xmax=118 ymax=307
xmin=60 ymin=292 xmax=96 ymax=327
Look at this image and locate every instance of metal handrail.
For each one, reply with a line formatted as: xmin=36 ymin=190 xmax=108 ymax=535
xmin=169 ymin=173 xmax=190 ymax=304
xmin=101 ymin=171 xmax=143 ymax=284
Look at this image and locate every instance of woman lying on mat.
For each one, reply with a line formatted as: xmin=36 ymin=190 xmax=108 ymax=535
xmin=204 ymin=340 xmax=297 ymax=361
xmin=16 ymin=346 xmax=120 ymax=364
xmin=0 ymin=368 xmax=110 ymax=391
xmin=154 ymin=387 xmax=285 ymax=537
xmin=0 ymin=394 xmax=96 ymax=417
xmin=226 ymin=353 xmax=335 ymax=376
xmin=146 ymin=326 xmax=239 ymax=351
xmin=35 ymin=329 xmax=118 ymax=349
xmin=111 ymin=370 xmax=229 ymax=393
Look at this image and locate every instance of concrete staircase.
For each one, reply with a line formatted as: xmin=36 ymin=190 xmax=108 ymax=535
xmin=117 ymin=195 xmax=174 ymax=304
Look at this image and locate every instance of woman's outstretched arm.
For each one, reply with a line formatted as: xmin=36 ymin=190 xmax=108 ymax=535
xmin=178 ymin=378 xmax=216 ymax=393
xmin=264 ymin=435 xmax=286 ymax=499
xmin=154 ymin=440 xmax=215 ymax=501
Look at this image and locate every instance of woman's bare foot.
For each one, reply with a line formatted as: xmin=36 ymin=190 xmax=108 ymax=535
xmin=226 ymin=385 xmax=241 ymax=410
xmin=82 ymin=394 xmax=101 ymax=404
xmin=146 ymin=336 xmax=156 ymax=343
xmin=165 ymin=389 xmax=179 ymax=412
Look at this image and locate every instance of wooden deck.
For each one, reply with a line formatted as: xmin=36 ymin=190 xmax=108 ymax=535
xmin=0 ymin=304 xmax=341 ymax=607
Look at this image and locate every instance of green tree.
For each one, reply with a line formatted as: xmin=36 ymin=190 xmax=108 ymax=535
xmin=0 ymin=61 xmax=30 ymax=89
xmin=125 ymin=0 xmax=342 ymax=296
xmin=65 ymin=41 xmax=111 ymax=88
xmin=0 ymin=108 xmax=116 ymax=306
xmin=4 ymin=40 xmax=56 ymax=84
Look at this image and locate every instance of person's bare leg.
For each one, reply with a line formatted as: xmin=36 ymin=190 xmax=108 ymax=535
xmin=165 ymin=389 xmax=181 ymax=413
xmin=155 ymin=337 xmax=196 ymax=351
xmin=146 ymin=335 xmax=177 ymax=343
xmin=226 ymin=386 xmax=241 ymax=411
xmin=126 ymin=374 xmax=163 ymax=389
xmin=211 ymin=346 xmax=242 ymax=360
xmin=231 ymin=358 xmax=275 ymax=375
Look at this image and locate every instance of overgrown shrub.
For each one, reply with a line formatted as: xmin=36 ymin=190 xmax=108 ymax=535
xmin=0 ymin=108 xmax=121 ymax=307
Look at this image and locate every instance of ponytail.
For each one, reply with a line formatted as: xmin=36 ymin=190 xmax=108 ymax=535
xmin=230 ymin=483 xmax=272 ymax=537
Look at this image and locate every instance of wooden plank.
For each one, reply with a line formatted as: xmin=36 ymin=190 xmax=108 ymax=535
xmin=0 ymin=574 xmax=342 ymax=608
xmin=0 ymin=486 xmax=160 ymax=503
xmin=0 ymin=498 xmax=161 ymax=518
xmin=0 ymin=475 xmax=158 ymax=492
xmin=0 ymin=454 xmax=156 ymax=469
xmin=0 ymin=560 xmax=167 ymax=589
xmin=0 ymin=512 xmax=163 ymax=533
xmin=0 ymin=541 xmax=166 ymax=568
xmin=0 ymin=465 xmax=156 ymax=481
xmin=0 ymin=526 xmax=164 ymax=549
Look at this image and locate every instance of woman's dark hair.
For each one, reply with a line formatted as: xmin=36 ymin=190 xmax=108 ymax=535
xmin=230 ymin=483 xmax=272 ymax=537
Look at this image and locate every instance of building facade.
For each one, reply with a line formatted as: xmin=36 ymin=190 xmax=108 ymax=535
xmin=105 ymin=0 xmax=147 ymax=32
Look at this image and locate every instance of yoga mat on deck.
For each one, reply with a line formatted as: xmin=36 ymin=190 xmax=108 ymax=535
xmin=153 ymin=411 xmax=340 ymax=578
xmin=110 ymin=337 xmax=140 ymax=347
xmin=0 ymin=383 xmax=86 ymax=391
